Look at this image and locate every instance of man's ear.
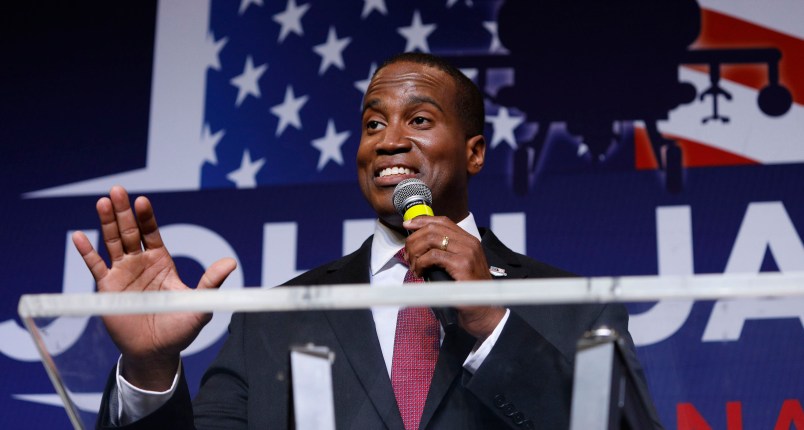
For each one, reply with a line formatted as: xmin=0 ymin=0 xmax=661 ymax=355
xmin=466 ymin=134 xmax=486 ymax=176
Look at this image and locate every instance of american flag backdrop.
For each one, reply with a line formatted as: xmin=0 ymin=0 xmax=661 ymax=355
xmin=201 ymin=0 xmax=499 ymax=189
xmin=2 ymin=1 xmax=803 ymax=429
xmin=22 ymin=0 xmax=804 ymax=200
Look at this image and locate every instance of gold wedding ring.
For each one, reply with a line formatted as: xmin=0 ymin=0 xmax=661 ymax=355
xmin=441 ymin=236 xmax=449 ymax=251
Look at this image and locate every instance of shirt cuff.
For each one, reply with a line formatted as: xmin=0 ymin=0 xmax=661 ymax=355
xmin=115 ymin=356 xmax=181 ymax=425
xmin=462 ymin=308 xmax=511 ymax=374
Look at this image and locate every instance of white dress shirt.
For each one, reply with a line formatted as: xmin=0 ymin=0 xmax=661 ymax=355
xmin=369 ymin=214 xmax=510 ymax=375
xmin=115 ymin=213 xmax=510 ymax=423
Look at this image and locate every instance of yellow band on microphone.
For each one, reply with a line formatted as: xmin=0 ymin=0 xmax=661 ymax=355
xmin=403 ymin=204 xmax=434 ymax=221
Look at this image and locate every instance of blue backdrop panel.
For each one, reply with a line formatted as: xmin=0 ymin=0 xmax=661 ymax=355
xmin=2 ymin=1 xmax=802 ymax=428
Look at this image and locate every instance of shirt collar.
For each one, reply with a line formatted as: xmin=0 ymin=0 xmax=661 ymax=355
xmin=370 ymin=213 xmax=481 ymax=276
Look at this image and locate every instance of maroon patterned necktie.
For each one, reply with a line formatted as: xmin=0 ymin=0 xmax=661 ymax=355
xmin=391 ymin=249 xmax=440 ymax=430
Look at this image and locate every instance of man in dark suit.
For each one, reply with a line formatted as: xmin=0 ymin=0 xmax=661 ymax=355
xmin=75 ymin=53 xmax=660 ymax=429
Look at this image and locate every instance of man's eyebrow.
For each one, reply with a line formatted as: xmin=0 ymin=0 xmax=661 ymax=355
xmin=406 ymin=95 xmax=443 ymax=113
xmin=362 ymin=98 xmax=382 ymax=116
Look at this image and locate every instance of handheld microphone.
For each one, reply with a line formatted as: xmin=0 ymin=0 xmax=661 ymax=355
xmin=392 ymin=178 xmax=459 ymax=332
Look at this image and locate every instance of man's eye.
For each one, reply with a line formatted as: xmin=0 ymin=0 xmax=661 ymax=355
xmin=366 ymin=120 xmax=384 ymax=130
xmin=411 ymin=117 xmax=429 ymax=125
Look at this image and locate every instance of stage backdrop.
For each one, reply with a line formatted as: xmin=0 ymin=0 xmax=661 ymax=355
xmin=2 ymin=1 xmax=802 ymax=428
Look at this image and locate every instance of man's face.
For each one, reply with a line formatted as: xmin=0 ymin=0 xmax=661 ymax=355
xmin=357 ymin=61 xmax=484 ymax=230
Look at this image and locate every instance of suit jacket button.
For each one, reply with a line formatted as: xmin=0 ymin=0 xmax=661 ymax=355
xmin=512 ymin=412 xmax=525 ymax=424
xmin=494 ymin=394 xmax=507 ymax=408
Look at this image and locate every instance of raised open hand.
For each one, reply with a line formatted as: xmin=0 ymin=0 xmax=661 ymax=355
xmin=72 ymin=186 xmax=236 ymax=390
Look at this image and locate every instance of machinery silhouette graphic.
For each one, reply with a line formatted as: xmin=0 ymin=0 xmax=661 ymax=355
xmin=450 ymin=0 xmax=793 ymax=193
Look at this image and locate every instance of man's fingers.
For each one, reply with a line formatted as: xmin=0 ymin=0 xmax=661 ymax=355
xmin=403 ymin=218 xmax=490 ymax=280
xmin=405 ymin=219 xmax=464 ymax=259
xmin=97 ymin=197 xmax=125 ymax=262
xmin=72 ymin=231 xmax=109 ymax=283
xmin=412 ymin=248 xmax=461 ymax=277
xmin=197 ymin=258 xmax=237 ymax=291
xmin=135 ymin=196 xmax=165 ymax=250
xmin=109 ymin=186 xmax=144 ymax=256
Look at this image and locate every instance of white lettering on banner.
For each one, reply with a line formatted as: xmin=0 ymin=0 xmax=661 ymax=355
xmin=490 ymin=213 xmax=526 ymax=254
xmin=262 ymin=222 xmax=305 ymax=288
xmin=342 ymin=219 xmax=375 ymax=256
xmin=630 ymin=206 xmax=696 ymax=346
xmin=259 ymin=218 xmax=383 ymax=288
xmin=0 ymin=231 xmax=98 ymax=361
xmin=702 ymin=202 xmax=804 ymax=341
xmin=17 ymin=207 xmax=800 ymax=362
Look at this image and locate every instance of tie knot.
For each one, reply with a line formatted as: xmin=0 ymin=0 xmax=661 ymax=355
xmin=395 ymin=248 xmax=410 ymax=267
xmin=396 ymin=248 xmax=424 ymax=284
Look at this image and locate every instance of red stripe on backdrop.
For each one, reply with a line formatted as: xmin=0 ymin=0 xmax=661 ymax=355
xmin=634 ymin=126 xmax=759 ymax=170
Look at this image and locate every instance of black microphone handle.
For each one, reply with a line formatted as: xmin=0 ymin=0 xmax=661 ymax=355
xmin=425 ymin=268 xmax=459 ymax=332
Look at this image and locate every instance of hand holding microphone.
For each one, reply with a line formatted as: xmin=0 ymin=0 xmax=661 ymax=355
xmin=392 ymin=178 xmax=460 ymax=331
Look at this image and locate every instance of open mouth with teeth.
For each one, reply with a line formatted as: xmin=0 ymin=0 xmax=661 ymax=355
xmin=378 ymin=166 xmax=416 ymax=178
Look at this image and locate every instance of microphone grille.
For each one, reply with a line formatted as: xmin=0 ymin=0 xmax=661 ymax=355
xmin=392 ymin=178 xmax=432 ymax=215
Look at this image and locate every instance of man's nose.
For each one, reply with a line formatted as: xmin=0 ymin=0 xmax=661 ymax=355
xmin=376 ymin=123 xmax=411 ymax=154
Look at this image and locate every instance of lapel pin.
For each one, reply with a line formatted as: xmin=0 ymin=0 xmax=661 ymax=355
xmin=489 ymin=266 xmax=507 ymax=277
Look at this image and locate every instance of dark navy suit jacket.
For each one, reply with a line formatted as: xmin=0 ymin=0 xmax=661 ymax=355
xmin=97 ymin=229 xmax=659 ymax=429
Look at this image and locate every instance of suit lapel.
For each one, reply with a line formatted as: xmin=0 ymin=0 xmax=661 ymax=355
xmin=418 ymin=328 xmax=475 ymax=429
xmin=479 ymin=228 xmax=529 ymax=280
xmin=320 ymin=229 xmax=528 ymax=429
xmin=321 ymin=237 xmax=406 ymax=430
xmin=418 ymin=229 xmax=529 ymax=428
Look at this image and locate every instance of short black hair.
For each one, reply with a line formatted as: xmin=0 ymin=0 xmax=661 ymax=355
xmin=374 ymin=52 xmax=485 ymax=138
